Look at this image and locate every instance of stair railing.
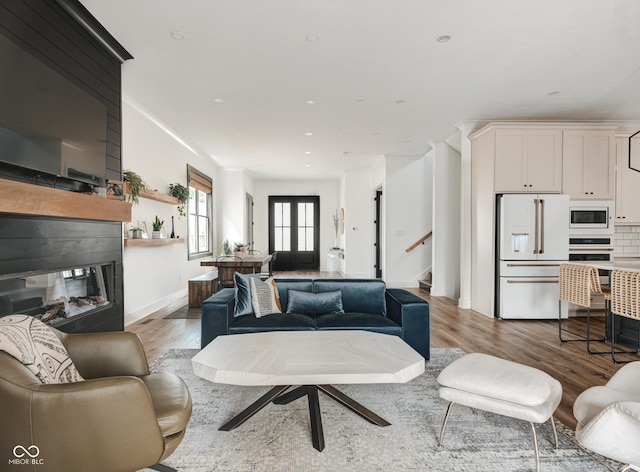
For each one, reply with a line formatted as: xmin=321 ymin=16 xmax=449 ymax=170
xmin=405 ymin=231 xmax=432 ymax=253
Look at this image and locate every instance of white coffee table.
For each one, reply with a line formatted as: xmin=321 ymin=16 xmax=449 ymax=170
xmin=192 ymin=330 xmax=425 ymax=451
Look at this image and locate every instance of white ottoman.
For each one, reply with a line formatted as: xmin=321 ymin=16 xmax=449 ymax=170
xmin=437 ymin=353 xmax=562 ymax=472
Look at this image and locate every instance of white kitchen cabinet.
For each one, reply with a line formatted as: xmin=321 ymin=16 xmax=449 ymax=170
xmin=562 ymin=129 xmax=615 ymax=199
xmin=615 ymin=136 xmax=640 ymax=224
xmin=494 ymin=129 xmax=562 ymax=193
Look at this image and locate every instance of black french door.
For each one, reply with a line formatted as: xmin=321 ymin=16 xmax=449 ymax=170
xmin=269 ymin=196 xmax=320 ymax=271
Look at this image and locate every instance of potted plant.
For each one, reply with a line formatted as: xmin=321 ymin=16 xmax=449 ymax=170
xmin=123 ymin=170 xmax=146 ymax=205
xmin=222 ymin=239 xmax=232 ymax=255
xmin=129 ymin=226 xmax=143 ymax=239
xmin=169 ymin=183 xmax=189 ymax=217
xmin=234 ymin=242 xmax=249 ymax=256
xmin=151 ymin=215 xmax=165 ymax=239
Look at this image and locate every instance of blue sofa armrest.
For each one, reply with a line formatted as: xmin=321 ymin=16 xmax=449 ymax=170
xmin=201 ymin=288 xmax=235 ymax=348
xmin=385 ymin=289 xmax=430 ymax=360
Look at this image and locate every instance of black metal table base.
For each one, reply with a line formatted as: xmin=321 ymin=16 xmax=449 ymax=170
xmin=219 ymin=384 xmax=391 ymax=451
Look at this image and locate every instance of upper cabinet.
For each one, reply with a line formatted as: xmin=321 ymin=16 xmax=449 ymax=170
xmin=562 ymin=130 xmax=615 ymax=200
xmin=494 ymin=128 xmax=562 ymax=193
xmin=615 ymin=136 xmax=640 ymax=224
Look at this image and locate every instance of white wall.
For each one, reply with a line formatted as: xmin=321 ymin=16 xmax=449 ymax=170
xmin=252 ymin=179 xmax=340 ymax=271
xmin=383 ymin=154 xmax=433 ymax=287
xmin=431 ymin=142 xmax=461 ymax=300
xmin=121 ymin=98 xmax=219 ymax=325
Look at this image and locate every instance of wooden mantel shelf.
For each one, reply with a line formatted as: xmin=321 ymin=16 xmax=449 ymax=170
xmin=124 ymin=238 xmax=184 ymax=247
xmin=0 ymin=178 xmax=132 ymax=222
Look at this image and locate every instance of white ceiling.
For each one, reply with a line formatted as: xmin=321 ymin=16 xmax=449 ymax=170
xmin=80 ymin=0 xmax=640 ymax=180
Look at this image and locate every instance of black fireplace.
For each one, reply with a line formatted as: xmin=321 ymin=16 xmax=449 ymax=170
xmin=0 ymin=214 xmax=125 ymax=333
xmin=0 ymin=263 xmax=115 ymax=329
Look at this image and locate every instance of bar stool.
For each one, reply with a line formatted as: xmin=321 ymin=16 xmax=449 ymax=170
xmin=558 ymin=264 xmax=606 ymax=354
xmin=609 ymin=269 xmax=640 ymax=364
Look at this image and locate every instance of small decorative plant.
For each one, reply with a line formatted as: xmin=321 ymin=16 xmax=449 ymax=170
xmin=169 ymin=183 xmax=189 ymax=217
xmin=152 ymin=216 xmax=164 ymax=232
xmin=129 ymin=227 xmax=143 ymax=239
xmin=234 ymin=242 xmax=249 ymax=253
xmin=123 ymin=170 xmax=146 ymax=205
xmin=222 ymin=239 xmax=232 ymax=255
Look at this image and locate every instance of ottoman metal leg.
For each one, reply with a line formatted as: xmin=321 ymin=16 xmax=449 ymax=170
xmin=550 ymin=416 xmax=559 ymax=449
xmin=530 ymin=422 xmax=541 ymax=472
xmin=438 ymin=402 xmax=454 ymax=447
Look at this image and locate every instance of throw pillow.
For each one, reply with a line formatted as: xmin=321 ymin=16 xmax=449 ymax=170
xmin=234 ymin=272 xmax=261 ymax=317
xmin=0 ymin=314 xmax=85 ymax=384
xmin=286 ymin=290 xmax=345 ymax=315
xmin=249 ymin=277 xmax=282 ymax=318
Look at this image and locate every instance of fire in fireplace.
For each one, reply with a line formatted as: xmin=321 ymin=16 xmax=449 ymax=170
xmin=0 ymin=263 xmax=114 ymax=327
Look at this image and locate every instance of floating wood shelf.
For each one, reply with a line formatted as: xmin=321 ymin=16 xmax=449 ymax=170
xmin=0 ymin=178 xmax=131 ymax=222
xmin=124 ymin=238 xmax=184 ymax=247
xmin=139 ymin=188 xmax=180 ymax=205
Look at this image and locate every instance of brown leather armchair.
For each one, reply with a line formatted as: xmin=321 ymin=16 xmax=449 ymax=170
xmin=0 ymin=328 xmax=192 ymax=472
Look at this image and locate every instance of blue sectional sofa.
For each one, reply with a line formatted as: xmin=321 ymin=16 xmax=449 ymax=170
xmin=200 ymin=278 xmax=430 ymax=359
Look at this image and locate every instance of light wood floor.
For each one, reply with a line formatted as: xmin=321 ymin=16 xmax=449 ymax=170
xmin=127 ymin=281 xmax=634 ymax=430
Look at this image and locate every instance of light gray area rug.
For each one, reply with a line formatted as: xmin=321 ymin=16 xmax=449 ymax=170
xmin=144 ymin=348 xmax=620 ymax=472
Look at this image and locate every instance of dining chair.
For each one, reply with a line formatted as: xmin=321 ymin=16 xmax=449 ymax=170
xmin=609 ymin=269 xmax=640 ymax=364
xmin=259 ymin=251 xmax=277 ymax=280
xmin=558 ymin=263 xmax=606 ymax=354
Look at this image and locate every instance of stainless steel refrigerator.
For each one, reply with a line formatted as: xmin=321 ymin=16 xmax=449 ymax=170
xmin=496 ymin=194 xmax=569 ymax=319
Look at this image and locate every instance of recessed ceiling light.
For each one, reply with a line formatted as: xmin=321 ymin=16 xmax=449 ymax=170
xmin=547 ymin=91 xmax=560 ymax=96
xmin=355 ymin=98 xmax=365 ymax=102
xmin=305 ymin=132 xmax=313 ymax=136
xmin=305 ymin=151 xmax=311 ymax=155
xmin=306 ymin=34 xmax=320 ymax=42
xmin=170 ymin=31 xmax=185 ymax=40
xmin=395 ymin=99 xmax=406 ymax=104
xmin=436 ymin=34 xmax=451 ymax=43
xmin=304 ymin=164 xmax=312 ymax=168
xmin=343 ymin=151 xmax=351 ymax=156
xmin=373 ymin=132 xmax=381 ymax=136
xmin=213 ymin=98 xmax=224 ymax=103
xmin=305 ymin=100 xmax=316 ymax=105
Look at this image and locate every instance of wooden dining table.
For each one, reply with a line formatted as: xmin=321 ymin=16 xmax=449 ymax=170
xmin=200 ymin=254 xmax=273 ymax=288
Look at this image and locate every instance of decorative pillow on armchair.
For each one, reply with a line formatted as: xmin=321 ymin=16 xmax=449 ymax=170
xmin=286 ymin=290 xmax=345 ymax=315
xmin=0 ymin=314 xmax=84 ymax=384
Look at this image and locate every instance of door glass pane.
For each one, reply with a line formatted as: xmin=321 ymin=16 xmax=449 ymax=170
xmin=282 ymin=228 xmax=291 ymax=251
xmin=298 ymin=203 xmax=306 ymax=225
xmin=306 ymin=227 xmax=314 ymax=250
xmin=298 ymin=228 xmax=306 ymax=251
xmin=274 ymin=202 xmax=291 ymax=251
xmin=306 ymin=202 xmax=313 ymax=224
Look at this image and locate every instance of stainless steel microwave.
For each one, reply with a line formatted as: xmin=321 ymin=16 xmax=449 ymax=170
xmin=569 ymin=201 xmax=614 ymax=234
